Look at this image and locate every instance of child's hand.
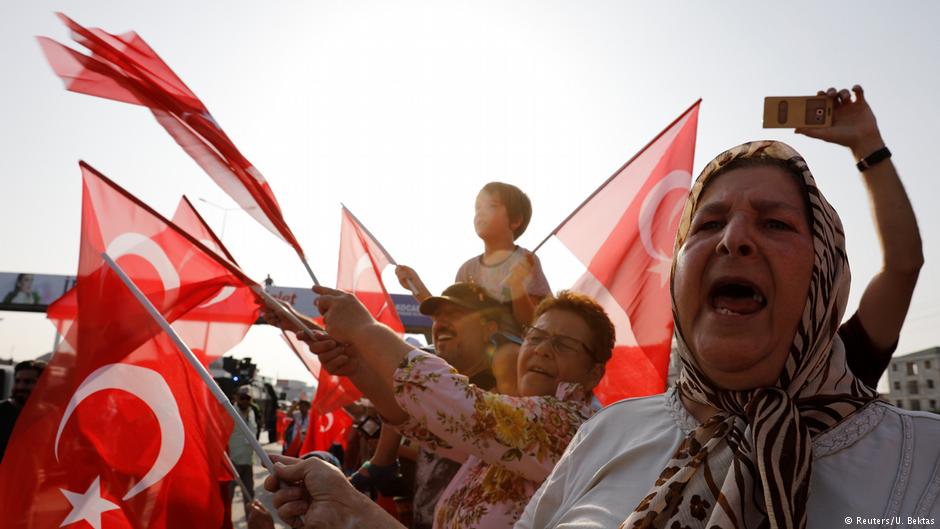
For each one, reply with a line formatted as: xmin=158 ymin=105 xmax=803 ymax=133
xmin=395 ymin=265 xmax=431 ymax=301
xmin=506 ymin=252 xmax=535 ymax=290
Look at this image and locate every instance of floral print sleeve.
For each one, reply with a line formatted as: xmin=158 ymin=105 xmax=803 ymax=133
xmin=392 ymin=349 xmax=593 ymax=482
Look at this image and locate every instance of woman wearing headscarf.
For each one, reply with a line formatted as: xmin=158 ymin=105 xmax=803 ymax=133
xmin=517 ymin=94 xmax=936 ymax=528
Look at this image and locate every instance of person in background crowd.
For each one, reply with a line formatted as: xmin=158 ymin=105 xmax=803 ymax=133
xmin=283 ymin=400 xmax=311 ymax=456
xmin=228 ymin=385 xmax=259 ymax=519
xmin=0 ymin=359 xmax=46 ymax=462
xmin=396 ymin=182 xmax=552 ymax=330
xmin=263 ymin=384 xmax=280 ymax=443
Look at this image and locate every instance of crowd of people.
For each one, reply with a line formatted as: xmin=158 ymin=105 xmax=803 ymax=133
xmin=2 ymin=85 xmax=936 ymax=529
xmin=248 ymin=86 xmax=937 ymax=529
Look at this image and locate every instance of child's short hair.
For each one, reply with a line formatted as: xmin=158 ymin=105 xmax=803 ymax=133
xmin=481 ymin=182 xmax=532 ymax=240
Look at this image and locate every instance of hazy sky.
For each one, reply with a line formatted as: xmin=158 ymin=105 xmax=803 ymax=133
xmin=1 ymin=1 xmax=938 ymax=388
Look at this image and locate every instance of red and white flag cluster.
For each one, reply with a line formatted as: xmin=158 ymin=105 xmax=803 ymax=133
xmin=1 ymin=163 xmax=259 ymax=529
xmin=19 ymin=14 xmax=710 ymax=529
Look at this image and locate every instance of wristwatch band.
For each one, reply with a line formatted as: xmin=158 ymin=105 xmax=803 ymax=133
xmin=856 ymin=146 xmax=891 ymax=172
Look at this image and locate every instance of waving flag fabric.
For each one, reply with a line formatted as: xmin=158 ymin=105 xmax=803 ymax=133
xmin=38 ymin=13 xmax=307 ymax=258
xmin=337 ymin=205 xmax=405 ymax=334
xmin=542 ymin=101 xmax=700 ymax=405
xmin=1 ymin=162 xmax=250 ymax=528
xmin=169 ymin=196 xmax=259 ymax=363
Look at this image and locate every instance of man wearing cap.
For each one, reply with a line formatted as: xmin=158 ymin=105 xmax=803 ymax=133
xmin=351 ymin=282 xmax=515 ymax=529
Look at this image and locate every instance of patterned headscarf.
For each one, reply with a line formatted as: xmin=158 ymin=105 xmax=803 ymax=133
xmin=619 ymin=141 xmax=878 ymax=529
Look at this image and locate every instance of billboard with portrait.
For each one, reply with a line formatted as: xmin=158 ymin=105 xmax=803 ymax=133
xmin=0 ymin=272 xmax=75 ymax=310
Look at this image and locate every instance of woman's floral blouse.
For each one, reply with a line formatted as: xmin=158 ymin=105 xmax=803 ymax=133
xmin=392 ymin=350 xmax=595 ymax=529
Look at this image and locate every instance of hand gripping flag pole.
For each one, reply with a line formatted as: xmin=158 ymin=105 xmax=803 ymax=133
xmin=103 ymin=252 xmax=277 ymax=473
xmin=250 ymin=285 xmax=323 ymax=339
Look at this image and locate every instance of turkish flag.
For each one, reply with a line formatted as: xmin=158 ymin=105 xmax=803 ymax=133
xmin=337 ymin=206 xmax=405 ymax=334
xmin=552 ymin=102 xmax=700 ymax=405
xmin=46 ymin=196 xmax=258 ymax=486
xmin=307 ymin=206 xmax=403 ymax=414
xmin=300 ymin=408 xmax=354 ymax=455
xmin=38 ymin=13 xmax=307 ymax=258
xmin=0 ymin=162 xmax=251 ymax=528
xmin=169 ymin=196 xmax=259 ymax=364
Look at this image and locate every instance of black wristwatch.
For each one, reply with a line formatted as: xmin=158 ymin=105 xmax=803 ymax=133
xmin=856 ymin=146 xmax=891 ymax=172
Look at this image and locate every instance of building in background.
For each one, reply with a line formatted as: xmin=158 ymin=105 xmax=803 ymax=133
xmin=885 ymin=347 xmax=940 ymax=413
xmin=275 ymin=378 xmax=316 ymax=403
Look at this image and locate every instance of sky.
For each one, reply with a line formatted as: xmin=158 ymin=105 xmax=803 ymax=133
xmin=1 ymin=1 xmax=938 ymax=389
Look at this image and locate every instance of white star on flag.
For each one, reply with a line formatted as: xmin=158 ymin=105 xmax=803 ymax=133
xmin=59 ymin=476 xmax=119 ymax=529
xmin=648 ymin=258 xmax=673 ymax=288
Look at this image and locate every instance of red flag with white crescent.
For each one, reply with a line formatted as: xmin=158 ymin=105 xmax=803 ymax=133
xmin=550 ymin=101 xmax=700 ymax=405
xmin=300 ymin=205 xmax=406 ymax=415
xmin=169 ymin=196 xmax=259 ymax=364
xmin=38 ymin=13 xmax=307 ymax=258
xmin=0 ymin=162 xmax=251 ymax=528
xmin=337 ymin=206 xmax=405 ymax=334
xmin=299 ymin=408 xmax=354 ymax=455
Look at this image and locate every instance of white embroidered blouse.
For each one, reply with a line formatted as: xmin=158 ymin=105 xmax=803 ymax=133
xmin=516 ymin=386 xmax=940 ymax=528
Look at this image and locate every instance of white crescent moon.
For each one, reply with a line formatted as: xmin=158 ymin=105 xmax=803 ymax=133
xmin=193 ymin=239 xmax=237 ymax=308
xmin=319 ymin=412 xmax=334 ymax=433
xmin=197 ymin=286 xmax=237 ymax=308
xmin=54 ymin=363 xmax=185 ymax=501
xmin=349 ymin=253 xmax=393 ymax=319
xmin=638 ymin=170 xmax=691 ymax=262
xmin=350 ymin=253 xmax=374 ymax=292
xmin=106 ymin=232 xmax=180 ymax=306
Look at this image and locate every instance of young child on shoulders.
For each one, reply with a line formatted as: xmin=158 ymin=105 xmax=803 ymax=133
xmin=396 ymin=182 xmax=551 ymax=330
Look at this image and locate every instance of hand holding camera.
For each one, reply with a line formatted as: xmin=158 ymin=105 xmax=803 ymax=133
xmin=794 ymin=85 xmax=885 ymax=157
